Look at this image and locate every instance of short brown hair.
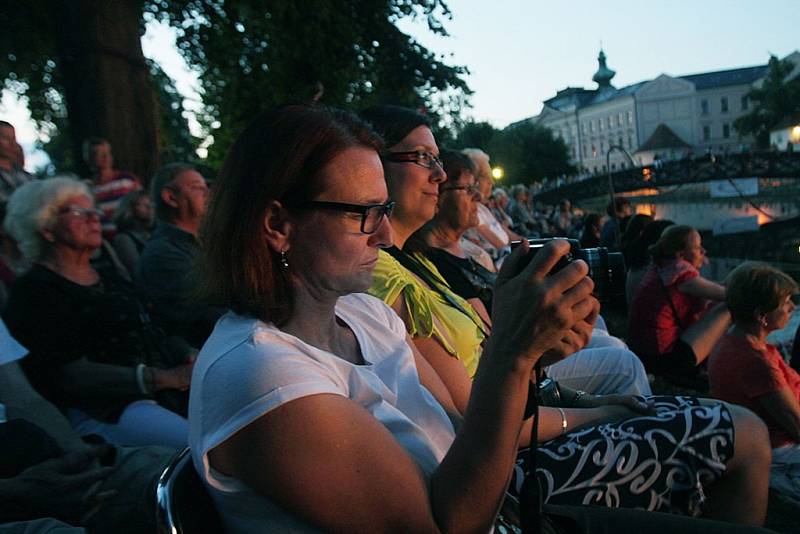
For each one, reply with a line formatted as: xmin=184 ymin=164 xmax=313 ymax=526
xmin=199 ymin=104 xmax=382 ymax=325
xmin=725 ymin=262 xmax=798 ymax=323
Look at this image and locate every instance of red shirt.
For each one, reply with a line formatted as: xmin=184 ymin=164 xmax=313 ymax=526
xmin=709 ymin=333 xmax=800 ymax=448
xmin=628 ymin=259 xmax=704 ymax=357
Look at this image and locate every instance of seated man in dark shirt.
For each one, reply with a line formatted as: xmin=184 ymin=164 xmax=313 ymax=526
xmin=136 ymin=163 xmax=224 ymax=347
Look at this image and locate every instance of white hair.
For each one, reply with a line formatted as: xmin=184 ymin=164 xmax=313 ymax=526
xmin=4 ymin=176 xmax=92 ymax=262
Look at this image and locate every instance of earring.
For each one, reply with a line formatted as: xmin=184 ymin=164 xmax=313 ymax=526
xmin=759 ymin=316 xmax=768 ymax=328
xmin=280 ymin=250 xmax=289 ymax=269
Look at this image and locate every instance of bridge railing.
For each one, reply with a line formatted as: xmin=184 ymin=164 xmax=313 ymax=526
xmin=534 ymin=151 xmax=800 ymax=204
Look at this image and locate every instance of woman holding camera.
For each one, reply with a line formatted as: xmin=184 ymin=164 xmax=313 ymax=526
xmin=188 ymin=104 xmax=773 ymax=532
xmin=709 ymin=262 xmax=800 ymax=500
xmin=362 ymin=105 xmax=768 ymax=523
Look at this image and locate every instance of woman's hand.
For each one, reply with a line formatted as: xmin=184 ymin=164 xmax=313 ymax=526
xmin=574 ymin=393 xmax=655 ymax=416
xmin=487 ymin=239 xmax=598 ymax=366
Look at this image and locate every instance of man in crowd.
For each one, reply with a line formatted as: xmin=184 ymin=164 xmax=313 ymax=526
xmin=136 ymin=163 xmax=223 ymax=347
xmin=0 ymin=121 xmax=34 ymax=207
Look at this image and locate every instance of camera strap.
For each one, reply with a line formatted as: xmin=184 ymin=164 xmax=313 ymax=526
xmin=520 ymin=361 xmax=544 ymax=534
xmin=385 ymin=247 xmax=491 ymax=338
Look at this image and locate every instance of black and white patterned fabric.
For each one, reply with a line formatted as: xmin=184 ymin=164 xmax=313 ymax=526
xmin=510 ymin=396 xmax=734 ymax=517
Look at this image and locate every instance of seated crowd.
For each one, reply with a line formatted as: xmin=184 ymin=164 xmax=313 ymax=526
xmin=0 ymin=108 xmax=797 ymax=534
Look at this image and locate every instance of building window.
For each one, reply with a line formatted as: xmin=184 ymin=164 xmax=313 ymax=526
xmin=721 ymin=97 xmax=729 ymax=113
xmin=591 ymin=145 xmax=597 ymax=157
xmin=582 ymin=123 xmax=588 ymax=134
xmin=590 ymin=121 xmax=595 ymax=132
xmin=618 ymin=112 xmax=623 ymax=126
xmin=607 ymin=116 xmax=612 ymax=128
xmin=627 ymin=134 xmax=633 ymax=148
xmin=627 ymin=110 xmax=633 ymax=124
xmin=723 ymin=123 xmax=730 ymax=139
xmin=741 ymin=96 xmax=749 ymax=111
xmin=701 ymin=99 xmax=709 ymax=115
xmin=599 ymin=119 xmax=603 ymax=131
xmin=703 ymin=125 xmax=711 ymax=141
xmin=618 ymin=136 xmax=623 ymax=148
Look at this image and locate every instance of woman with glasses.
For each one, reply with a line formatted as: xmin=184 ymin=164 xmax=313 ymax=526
xmin=3 ymin=177 xmax=194 ymax=449
xmin=189 ymin=104 xmax=643 ymax=532
xmin=405 ymin=148 xmax=495 ymax=320
xmin=363 ymin=105 xmax=770 ymax=524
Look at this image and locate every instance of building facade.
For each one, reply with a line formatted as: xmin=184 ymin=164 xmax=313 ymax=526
xmin=528 ymin=50 xmax=800 ymax=174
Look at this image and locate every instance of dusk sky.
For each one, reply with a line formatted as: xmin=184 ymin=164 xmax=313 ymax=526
xmin=2 ymin=0 xmax=798 ymax=166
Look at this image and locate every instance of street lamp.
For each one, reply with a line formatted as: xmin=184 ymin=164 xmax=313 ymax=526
xmin=491 ymin=166 xmax=504 ymax=180
xmin=605 ymin=145 xmax=637 ymax=248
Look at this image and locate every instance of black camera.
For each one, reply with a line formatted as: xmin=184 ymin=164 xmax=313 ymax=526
xmin=510 ymin=238 xmax=626 ymax=302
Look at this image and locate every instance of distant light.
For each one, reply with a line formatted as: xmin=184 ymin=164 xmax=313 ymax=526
xmin=491 ymin=166 xmax=504 ymax=180
xmin=791 ymin=125 xmax=800 ymax=143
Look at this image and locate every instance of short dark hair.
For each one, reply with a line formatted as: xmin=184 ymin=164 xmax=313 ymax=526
xmin=360 ymin=105 xmax=431 ymax=148
xmin=606 ymin=196 xmax=630 ymax=217
xmin=726 ymin=262 xmax=798 ymax=324
xmin=199 ymin=104 xmax=382 ymax=325
xmin=438 ymin=149 xmax=475 ymax=188
xmin=0 ymin=120 xmax=13 ymax=130
xmin=150 ymin=162 xmax=196 ymax=222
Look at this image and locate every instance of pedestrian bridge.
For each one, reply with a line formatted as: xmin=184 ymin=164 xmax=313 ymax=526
xmin=536 ymin=151 xmax=800 ymax=204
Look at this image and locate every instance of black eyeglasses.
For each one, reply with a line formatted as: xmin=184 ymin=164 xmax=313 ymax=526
xmin=384 ymin=150 xmax=443 ymax=170
xmin=297 ymin=200 xmax=394 ymax=234
xmin=441 ymin=183 xmax=481 ymax=196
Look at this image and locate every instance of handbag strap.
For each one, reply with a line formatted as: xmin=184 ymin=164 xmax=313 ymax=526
xmin=658 ymin=273 xmax=685 ymax=330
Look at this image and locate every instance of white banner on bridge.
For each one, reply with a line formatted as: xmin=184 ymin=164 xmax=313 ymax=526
xmin=709 ymin=178 xmax=759 ymax=198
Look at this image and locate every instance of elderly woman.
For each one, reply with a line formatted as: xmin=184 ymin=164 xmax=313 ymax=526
xmin=628 ymin=224 xmax=730 ymax=376
xmin=3 ymin=178 xmax=193 ymax=449
xmin=188 ymin=104 xmax=770 ymax=533
xmin=363 ymin=105 xmax=769 ymax=524
xmin=709 ymin=262 xmax=800 ymax=501
xmin=111 ymin=189 xmax=154 ymax=275
xmin=406 ymin=149 xmax=648 ymax=397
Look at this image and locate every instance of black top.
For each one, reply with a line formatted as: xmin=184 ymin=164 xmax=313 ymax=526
xmin=4 ymin=264 xmax=186 ymax=421
xmin=422 ymin=247 xmax=497 ymax=313
xmin=136 ymin=222 xmax=224 ymax=347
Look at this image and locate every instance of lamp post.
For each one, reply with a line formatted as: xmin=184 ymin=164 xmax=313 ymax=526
xmin=605 ymin=145 xmax=637 ymax=248
xmin=491 ymin=166 xmax=504 ymax=180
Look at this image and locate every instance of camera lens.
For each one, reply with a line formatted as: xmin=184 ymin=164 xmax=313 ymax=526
xmin=577 ymin=247 xmax=626 ymax=302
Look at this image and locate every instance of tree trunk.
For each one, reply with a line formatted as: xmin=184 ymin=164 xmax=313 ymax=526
xmin=55 ymin=0 xmax=159 ymax=182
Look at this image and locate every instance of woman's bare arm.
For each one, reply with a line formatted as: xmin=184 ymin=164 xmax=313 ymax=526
xmin=758 ymin=387 xmax=800 ymax=441
xmin=678 ymin=276 xmax=726 ymax=301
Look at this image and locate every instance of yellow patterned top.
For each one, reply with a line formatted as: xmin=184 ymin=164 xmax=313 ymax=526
xmin=367 ymin=250 xmax=485 ymax=377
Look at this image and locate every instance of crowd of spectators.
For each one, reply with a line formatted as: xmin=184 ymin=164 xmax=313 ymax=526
xmin=0 ymin=108 xmax=798 ymax=534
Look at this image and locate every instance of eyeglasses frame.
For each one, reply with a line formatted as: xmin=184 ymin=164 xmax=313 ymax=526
xmin=296 ymin=200 xmax=395 ymax=234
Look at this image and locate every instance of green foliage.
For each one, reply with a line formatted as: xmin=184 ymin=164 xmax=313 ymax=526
xmin=144 ymin=0 xmax=472 ymax=166
xmin=2 ymin=0 xmax=471 ymax=172
xmin=453 ymin=121 xmax=497 ymax=151
xmin=734 ymin=55 xmax=800 ymax=148
xmin=451 ymin=120 xmax=575 ymax=185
